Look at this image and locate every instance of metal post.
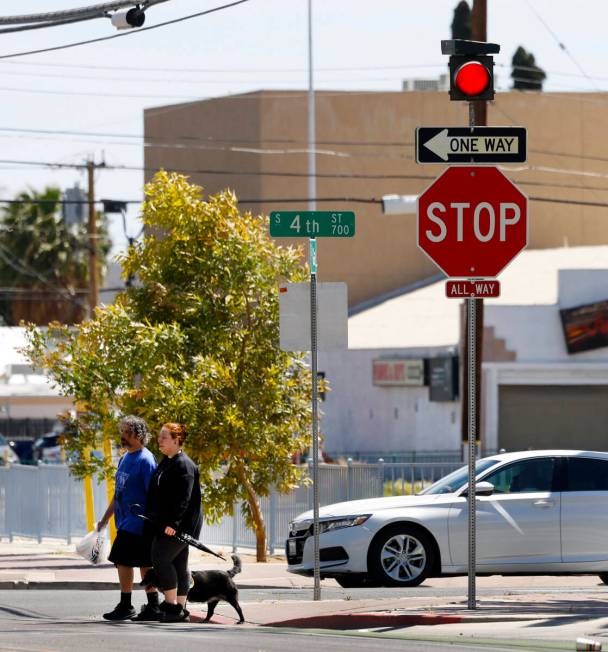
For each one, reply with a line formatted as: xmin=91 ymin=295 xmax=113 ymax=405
xmin=467 ymin=101 xmax=478 ymax=611
xmin=310 ymin=237 xmax=321 ymax=601
xmin=87 ymin=160 xmax=99 ymax=319
xmin=377 ymin=458 xmax=385 ymax=497
xmin=231 ymin=502 xmax=238 ymax=554
xmin=307 ymin=0 xmax=316 ymax=212
xmin=66 ymin=470 xmax=72 ymax=544
xmin=346 ymin=457 xmax=353 ymax=501
xmin=268 ymin=487 xmax=277 ymax=556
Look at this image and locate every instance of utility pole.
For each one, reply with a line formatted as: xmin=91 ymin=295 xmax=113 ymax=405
xmin=461 ymin=0 xmax=487 ymax=457
xmin=87 ymin=159 xmax=99 ymax=319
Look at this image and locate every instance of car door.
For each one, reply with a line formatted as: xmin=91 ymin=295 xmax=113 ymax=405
xmin=561 ymin=456 xmax=608 ymax=563
xmin=448 ymin=457 xmax=561 ymax=567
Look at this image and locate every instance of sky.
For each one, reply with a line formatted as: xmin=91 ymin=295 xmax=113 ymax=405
xmin=1 ymin=0 xmax=606 ymax=266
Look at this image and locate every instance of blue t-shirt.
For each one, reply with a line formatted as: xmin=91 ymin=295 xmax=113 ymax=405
xmin=114 ymin=448 xmax=157 ymax=535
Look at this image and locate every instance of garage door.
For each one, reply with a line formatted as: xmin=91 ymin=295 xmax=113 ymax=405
xmin=499 ymin=385 xmax=608 ymax=451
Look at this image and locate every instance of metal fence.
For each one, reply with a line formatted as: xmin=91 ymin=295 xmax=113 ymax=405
xmin=0 ymin=459 xmax=463 ymax=552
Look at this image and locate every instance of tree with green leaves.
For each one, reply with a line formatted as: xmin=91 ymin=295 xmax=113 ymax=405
xmin=0 ymin=186 xmax=110 ymax=325
xmin=451 ymin=1 xmax=471 ymax=40
xmin=511 ymin=46 xmax=546 ymax=90
xmin=25 ymin=171 xmax=312 ymax=561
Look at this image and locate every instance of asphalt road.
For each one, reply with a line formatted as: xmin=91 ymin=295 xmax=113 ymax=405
xmin=0 ymin=588 xmax=547 ymax=652
xmin=1 ymin=588 xmax=606 ymax=652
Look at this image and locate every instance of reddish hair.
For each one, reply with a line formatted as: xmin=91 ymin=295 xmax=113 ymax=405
xmin=161 ymin=422 xmax=187 ymax=445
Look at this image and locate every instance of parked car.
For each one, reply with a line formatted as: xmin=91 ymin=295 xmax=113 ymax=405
xmin=286 ymin=450 xmax=608 ymax=588
xmin=0 ymin=433 xmax=20 ymax=465
xmin=32 ymin=432 xmax=63 ymax=464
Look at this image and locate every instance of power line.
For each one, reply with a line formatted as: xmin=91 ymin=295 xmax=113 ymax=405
xmin=0 ymin=0 xmax=251 ymax=61
xmin=523 ymin=0 xmax=598 ymax=91
xmin=0 ymin=1 xmax=169 ymax=25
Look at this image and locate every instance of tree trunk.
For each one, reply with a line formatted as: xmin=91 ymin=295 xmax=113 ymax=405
xmin=236 ymin=461 xmax=267 ymax=562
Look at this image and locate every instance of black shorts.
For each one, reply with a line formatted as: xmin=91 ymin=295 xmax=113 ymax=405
xmin=108 ymin=529 xmax=153 ymax=568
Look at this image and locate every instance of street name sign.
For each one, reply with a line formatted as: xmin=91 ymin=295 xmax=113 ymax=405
xmin=446 ymin=280 xmax=500 ymax=298
xmin=270 ymin=211 xmax=355 ymax=238
xmin=416 ymin=127 xmax=527 ymax=164
xmin=279 ymin=282 xmax=348 ymax=351
xmin=417 ymin=166 xmax=528 ymax=278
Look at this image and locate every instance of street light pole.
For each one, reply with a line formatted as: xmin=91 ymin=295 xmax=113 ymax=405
xmin=307 ymin=0 xmax=321 ymax=603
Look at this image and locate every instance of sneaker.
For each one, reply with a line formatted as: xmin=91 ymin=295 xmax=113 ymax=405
xmin=131 ymin=603 xmax=162 ymax=622
xmin=103 ymin=603 xmax=137 ymax=621
xmin=160 ymin=603 xmax=189 ymax=623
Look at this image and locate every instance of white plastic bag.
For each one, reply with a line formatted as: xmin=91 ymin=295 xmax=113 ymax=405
xmin=75 ymin=527 xmax=110 ymax=565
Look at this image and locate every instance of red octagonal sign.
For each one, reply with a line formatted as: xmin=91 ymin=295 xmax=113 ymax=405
xmin=417 ymin=166 xmax=528 ymax=278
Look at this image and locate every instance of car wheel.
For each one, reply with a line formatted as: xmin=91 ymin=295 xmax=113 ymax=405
xmin=598 ymin=573 xmax=608 ymax=585
xmin=368 ymin=525 xmax=434 ymax=587
xmin=335 ymin=575 xmax=380 ymax=589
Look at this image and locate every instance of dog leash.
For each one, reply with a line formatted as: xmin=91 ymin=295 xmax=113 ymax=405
xmin=129 ymin=504 xmax=226 ymax=561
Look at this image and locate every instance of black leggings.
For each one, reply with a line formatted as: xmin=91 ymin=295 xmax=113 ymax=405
xmin=151 ymin=535 xmax=190 ymax=595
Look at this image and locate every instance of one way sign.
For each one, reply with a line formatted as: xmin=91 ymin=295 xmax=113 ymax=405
xmin=416 ymin=127 xmax=527 ymax=164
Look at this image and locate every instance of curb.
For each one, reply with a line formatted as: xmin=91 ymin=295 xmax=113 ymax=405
xmin=266 ymin=613 xmax=464 ymax=628
xmin=264 ymin=612 xmax=546 ymax=629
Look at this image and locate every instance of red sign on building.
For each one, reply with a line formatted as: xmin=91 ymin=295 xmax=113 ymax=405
xmin=417 ymin=166 xmax=527 ymax=278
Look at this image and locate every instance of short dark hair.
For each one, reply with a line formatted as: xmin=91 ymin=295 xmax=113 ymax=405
xmin=119 ymin=416 xmax=150 ymax=446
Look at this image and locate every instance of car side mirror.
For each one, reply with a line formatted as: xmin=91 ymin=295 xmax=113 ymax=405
xmin=461 ymin=481 xmax=495 ymax=497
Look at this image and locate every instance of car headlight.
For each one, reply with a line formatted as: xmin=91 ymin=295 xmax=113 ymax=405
xmin=319 ymin=514 xmax=371 ymax=533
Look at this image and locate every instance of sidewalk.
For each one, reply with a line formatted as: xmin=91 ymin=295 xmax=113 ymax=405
xmin=2 ymin=535 xmax=608 ymax=645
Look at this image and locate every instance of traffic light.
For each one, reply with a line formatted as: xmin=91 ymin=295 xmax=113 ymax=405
xmin=441 ymin=39 xmax=500 ymax=102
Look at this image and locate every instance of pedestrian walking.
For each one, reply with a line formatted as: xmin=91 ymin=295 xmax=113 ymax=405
xmin=98 ymin=415 xmax=159 ymax=621
xmin=146 ymin=422 xmax=203 ymax=623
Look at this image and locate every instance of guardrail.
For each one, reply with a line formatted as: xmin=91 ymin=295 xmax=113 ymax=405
xmin=0 ymin=460 xmax=463 ymax=552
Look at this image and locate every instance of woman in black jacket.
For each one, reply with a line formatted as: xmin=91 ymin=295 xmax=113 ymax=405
xmin=146 ymin=422 xmax=202 ymax=622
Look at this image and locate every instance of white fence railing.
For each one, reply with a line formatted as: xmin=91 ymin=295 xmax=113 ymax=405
xmin=0 ymin=460 xmax=462 ymax=552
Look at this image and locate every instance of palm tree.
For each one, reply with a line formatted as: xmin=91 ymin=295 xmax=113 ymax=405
xmin=0 ymin=186 xmax=110 ymax=325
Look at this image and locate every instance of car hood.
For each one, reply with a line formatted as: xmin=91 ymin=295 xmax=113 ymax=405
xmin=294 ymin=493 xmax=450 ymax=521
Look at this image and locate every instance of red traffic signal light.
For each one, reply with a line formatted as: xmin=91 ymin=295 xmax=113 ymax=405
xmin=448 ymin=54 xmax=494 ymax=101
xmin=454 ymin=61 xmax=490 ymax=96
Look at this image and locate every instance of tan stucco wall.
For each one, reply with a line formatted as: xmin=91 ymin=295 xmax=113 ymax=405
xmin=144 ymin=90 xmax=608 ymax=307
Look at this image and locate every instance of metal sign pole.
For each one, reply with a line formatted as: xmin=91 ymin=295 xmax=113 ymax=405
xmin=309 ymin=237 xmax=321 ymax=601
xmin=467 ymin=100 xmax=477 ymax=610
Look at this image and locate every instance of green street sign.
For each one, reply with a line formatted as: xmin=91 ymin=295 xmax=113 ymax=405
xmin=270 ymin=211 xmax=355 ymax=238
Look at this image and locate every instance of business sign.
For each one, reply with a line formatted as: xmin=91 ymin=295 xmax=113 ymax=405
xmin=372 ymin=359 xmax=425 ymax=387
xmin=417 ymin=166 xmax=528 ymax=278
xmin=270 ymin=211 xmax=355 ymax=238
xmin=560 ymin=298 xmax=608 ymax=355
xmin=429 ymin=357 xmax=459 ymax=402
xmin=416 ymin=127 xmax=527 ymax=164
xmin=279 ymin=282 xmax=348 ymax=351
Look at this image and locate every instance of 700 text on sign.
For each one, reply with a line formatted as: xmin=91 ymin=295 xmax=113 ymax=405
xmin=270 ymin=211 xmax=355 ymax=238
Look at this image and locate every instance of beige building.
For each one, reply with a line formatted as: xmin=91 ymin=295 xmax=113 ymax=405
xmin=144 ymin=90 xmax=608 ymax=307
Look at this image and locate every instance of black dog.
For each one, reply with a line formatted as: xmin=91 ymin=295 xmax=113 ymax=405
xmin=188 ymin=554 xmax=244 ymax=624
xmin=141 ymin=554 xmax=244 ymax=624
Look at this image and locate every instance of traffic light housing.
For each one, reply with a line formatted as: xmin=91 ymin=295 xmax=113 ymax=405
xmin=441 ymin=39 xmax=500 ymax=102
xmin=449 ymin=55 xmax=494 ymax=101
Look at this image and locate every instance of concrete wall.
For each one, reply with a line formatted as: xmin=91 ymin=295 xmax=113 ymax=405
xmin=319 ymin=347 xmax=460 ymax=455
xmin=486 ymin=269 xmax=608 ymax=363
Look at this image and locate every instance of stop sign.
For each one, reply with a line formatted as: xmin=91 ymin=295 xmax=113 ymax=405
xmin=417 ymin=166 xmax=527 ymax=278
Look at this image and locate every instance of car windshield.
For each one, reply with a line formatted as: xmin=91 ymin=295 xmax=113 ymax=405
xmin=420 ymin=458 xmax=500 ymax=495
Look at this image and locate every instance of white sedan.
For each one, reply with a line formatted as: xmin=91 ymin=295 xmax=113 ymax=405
xmin=286 ymin=450 xmax=608 ymax=588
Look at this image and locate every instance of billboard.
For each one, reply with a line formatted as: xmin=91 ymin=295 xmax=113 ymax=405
xmin=560 ymin=299 xmax=608 ymax=354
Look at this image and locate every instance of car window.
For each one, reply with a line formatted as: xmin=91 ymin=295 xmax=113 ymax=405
xmin=483 ymin=458 xmax=554 ymax=494
xmin=420 ymin=458 xmax=500 ymax=495
xmin=0 ymin=434 xmax=6 ymax=446
xmin=565 ymin=457 xmax=608 ymax=492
